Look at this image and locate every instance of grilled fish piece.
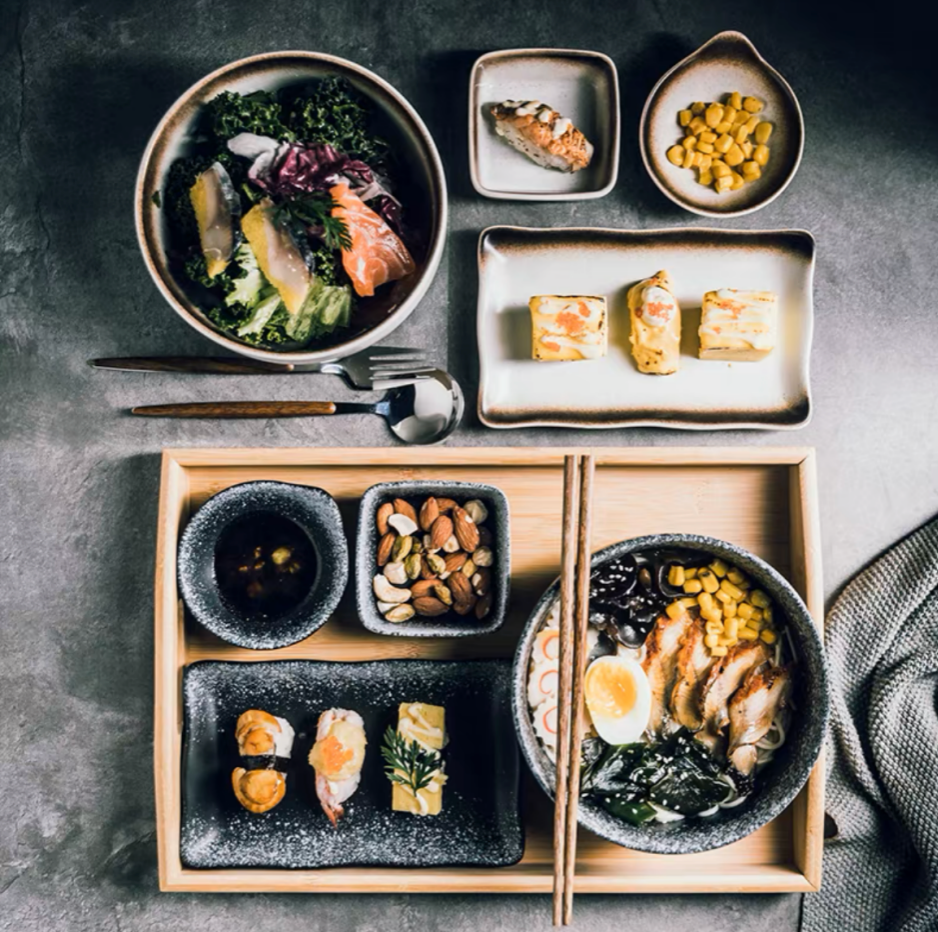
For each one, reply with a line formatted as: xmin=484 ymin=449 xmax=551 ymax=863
xmin=641 ymin=608 xmax=695 ymax=735
xmin=697 ymin=640 xmax=771 ymax=756
xmin=727 ymin=663 xmax=792 ymax=775
xmin=669 ymin=616 xmax=715 ymax=731
xmin=490 ymin=100 xmax=593 ymax=173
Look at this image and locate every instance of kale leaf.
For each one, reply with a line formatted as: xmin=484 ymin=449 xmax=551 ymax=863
xmin=207 ymin=90 xmax=294 ymax=141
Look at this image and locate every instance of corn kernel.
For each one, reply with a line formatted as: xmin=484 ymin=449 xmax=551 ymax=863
xmin=734 ymin=125 xmax=750 ymax=144
xmin=723 ymin=600 xmax=737 ymax=619
xmin=714 ymin=588 xmax=731 ymax=604
xmin=711 ymin=161 xmax=731 ymax=179
xmin=728 ymin=91 xmax=742 ymax=110
xmin=702 ymin=607 xmax=723 ymax=625
xmin=682 ymin=135 xmax=698 ymax=150
xmin=742 ymin=161 xmax=761 ymax=180
xmin=725 ymin=617 xmax=739 ymax=639
xmin=725 ymin=144 xmax=744 ymax=167
xmin=668 ymin=565 xmax=686 ymax=587
xmin=760 ymin=629 xmax=777 ymax=644
xmin=710 ymin=645 xmax=728 ymax=657
xmin=697 ymin=141 xmax=714 ymax=154
xmin=666 ymin=601 xmax=686 ymax=620
xmin=705 ymin=620 xmax=723 ymax=636
xmin=714 ymin=121 xmax=732 ymax=134
xmin=709 ymin=559 xmax=728 ymax=578
xmin=666 ymin=145 xmax=685 ymax=166
xmin=691 ymin=101 xmax=706 ymax=115
xmin=683 ymin=579 xmax=703 ymax=594
xmin=750 ymin=589 xmax=770 ymax=609
xmin=763 ymin=605 xmax=773 ymax=624
xmin=715 ymin=133 xmax=733 ymax=154
xmin=743 ymin=96 xmax=763 ymax=113
xmin=680 ymin=597 xmax=699 ymax=608
xmin=698 ymin=154 xmax=712 ymax=170
xmin=738 ymin=627 xmax=759 ymax=640
xmin=733 ymin=109 xmax=750 ymax=126
xmin=698 ymin=592 xmax=715 ymax=613
xmin=705 ymin=103 xmax=724 ymax=128
xmin=699 ymin=131 xmax=717 ymax=144
xmin=738 ymin=602 xmax=754 ymax=621
xmin=691 ymin=151 xmax=705 ymax=168
xmin=727 ymin=568 xmax=746 ymax=585
xmin=750 ymin=608 xmax=764 ymax=623
xmin=704 ymin=634 xmax=720 ymax=648
xmin=741 ymin=141 xmax=754 ymax=159
xmin=701 ymin=572 xmax=719 ymax=594
xmin=714 ymin=174 xmax=733 ymax=193
xmin=684 ymin=567 xmax=698 ymax=579
xmin=754 ymin=144 xmax=770 ymax=166
xmin=678 ymin=109 xmax=692 ymax=127
xmin=689 ymin=116 xmax=708 ymax=134
xmin=698 ymin=169 xmax=713 ymax=186
xmin=720 ymin=579 xmax=744 ymax=600
xmin=682 ymin=148 xmax=696 ymax=169
xmin=745 ymin=115 xmax=761 ymax=133
xmin=749 ymin=616 xmax=764 ymax=633
xmin=722 ymin=106 xmax=738 ymax=125
xmin=755 ymin=121 xmax=773 ymax=144
xmin=718 ymin=635 xmax=735 ymax=647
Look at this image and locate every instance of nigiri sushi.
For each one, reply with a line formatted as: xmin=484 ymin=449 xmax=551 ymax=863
xmin=308 ymin=708 xmax=367 ymax=826
xmin=231 ymin=709 xmax=295 ymax=814
xmin=330 ymin=182 xmax=415 ymax=298
xmin=490 ymin=100 xmax=593 ymax=173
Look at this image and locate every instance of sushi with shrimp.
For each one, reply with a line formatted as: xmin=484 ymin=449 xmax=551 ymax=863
xmin=308 ymin=708 xmax=367 ymax=826
xmin=231 ymin=709 xmax=295 ymax=814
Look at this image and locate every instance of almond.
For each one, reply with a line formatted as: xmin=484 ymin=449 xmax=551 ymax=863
xmin=443 ymin=551 xmax=468 ymax=573
xmin=453 ymin=506 xmax=480 ymax=553
xmin=430 ymin=514 xmax=454 ymax=549
xmin=475 ymin=592 xmax=493 ymax=619
xmin=433 ymin=583 xmax=453 ymax=606
xmin=472 ymin=567 xmax=492 ymax=596
xmin=452 ymin=593 xmax=477 ymax=616
xmin=448 ymin=571 xmax=473 ymax=608
xmin=393 ymin=498 xmax=418 ymax=525
xmin=376 ymin=502 xmax=395 ymax=536
xmin=410 ymin=579 xmax=438 ymax=599
xmin=436 ymin=497 xmax=458 ymax=514
xmin=413 ymin=596 xmax=448 ymax=617
xmin=376 ymin=531 xmax=395 ymax=567
xmin=419 ymin=496 xmax=440 ymax=532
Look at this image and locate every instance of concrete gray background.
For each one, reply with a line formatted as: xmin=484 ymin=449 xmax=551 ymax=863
xmin=2 ymin=0 xmax=936 ymax=929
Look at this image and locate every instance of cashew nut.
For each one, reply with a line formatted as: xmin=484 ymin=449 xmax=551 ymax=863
xmin=373 ymin=574 xmax=411 ymax=604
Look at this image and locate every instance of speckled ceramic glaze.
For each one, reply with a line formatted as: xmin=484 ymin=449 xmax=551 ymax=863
xmin=181 ymin=659 xmax=523 ymax=868
xmin=355 ymin=480 xmax=510 ymax=637
xmin=640 ymin=31 xmax=804 ymax=217
xmin=512 ymin=533 xmax=829 ymax=855
xmin=135 ymin=52 xmax=447 ymax=363
xmin=178 ymin=481 xmax=348 ymax=649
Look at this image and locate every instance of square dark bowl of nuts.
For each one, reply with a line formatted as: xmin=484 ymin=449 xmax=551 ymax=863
xmin=355 ymin=480 xmax=511 ymax=637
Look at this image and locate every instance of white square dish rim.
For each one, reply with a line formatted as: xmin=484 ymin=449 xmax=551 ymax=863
xmin=475 ymin=224 xmax=815 ymax=431
xmin=469 ymin=47 xmax=620 ymax=202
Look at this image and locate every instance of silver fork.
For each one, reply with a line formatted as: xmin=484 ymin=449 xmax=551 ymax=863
xmin=90 ymin=346 xmax=436 ymax=391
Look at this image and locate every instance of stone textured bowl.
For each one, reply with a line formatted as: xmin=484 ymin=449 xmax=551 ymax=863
xmin=640 ymin=31 xmax=804 ymax=218
xmin=178 ymin=481 xmax=348 ymax=649
xmin=355 ymin=480 xmax=510 ymax=637
xmin=135 ymin=51 xmax=447 ymax=363
xmin=512 ymin=533 xmax=828 ymax=855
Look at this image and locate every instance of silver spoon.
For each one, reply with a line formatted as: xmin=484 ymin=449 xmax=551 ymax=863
xmin=131 ymin=369 xmax=464 ymax=445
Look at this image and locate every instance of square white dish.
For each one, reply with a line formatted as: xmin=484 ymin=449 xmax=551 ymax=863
xmin=477 ymin=226 xmax=815 ymax=430
xmin=469 ymin=49 xmax=619 ymax=201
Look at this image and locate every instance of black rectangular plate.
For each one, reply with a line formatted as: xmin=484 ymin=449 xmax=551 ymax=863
xmin=181 ymin=659 xmax=523 ymax=869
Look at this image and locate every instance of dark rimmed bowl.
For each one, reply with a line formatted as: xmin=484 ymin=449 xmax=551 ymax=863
xmin=355 ymin=480 xmax=510 ymax=637
xmin=178 ymin=480 xmax=348 ymax=649
xmin=512 ymin=532 xmax=828 ymax=855
xmin=135 ymin=51 xmax=447 ymax=363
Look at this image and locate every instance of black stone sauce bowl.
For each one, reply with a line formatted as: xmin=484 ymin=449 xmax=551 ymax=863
xmin=178 ymin=480 xmax=348 ymax=649
xmin=512 ymin=532 xmax=829 ymax=855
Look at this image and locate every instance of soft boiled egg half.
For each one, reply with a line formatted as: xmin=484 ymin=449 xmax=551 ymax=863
xmin=583 ymin=655 xmax=652 ymax=745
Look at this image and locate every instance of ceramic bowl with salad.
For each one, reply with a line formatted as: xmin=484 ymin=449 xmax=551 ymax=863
xmin=136 ymin=52 xmax=447 ymax=362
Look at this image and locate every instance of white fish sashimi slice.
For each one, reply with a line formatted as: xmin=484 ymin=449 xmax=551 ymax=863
xmin=190 ymin=161 xmax=240 ymax=277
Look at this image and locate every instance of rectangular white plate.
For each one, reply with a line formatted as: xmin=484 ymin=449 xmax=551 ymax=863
xmin=477 ymin=226 xmax=814 ymax=430
xmin=469 ymin=49 xmax=619 ymax=201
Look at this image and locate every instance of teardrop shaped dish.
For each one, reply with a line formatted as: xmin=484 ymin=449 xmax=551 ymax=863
xmin=640 ymin=31 xmax=804 ymax=217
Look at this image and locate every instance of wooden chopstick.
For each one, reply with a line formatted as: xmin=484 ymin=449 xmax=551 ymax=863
xmin=562 ymin=454 xmax=595 ymax=924
xmin=552 ymin=455 xmax=581 ymax=925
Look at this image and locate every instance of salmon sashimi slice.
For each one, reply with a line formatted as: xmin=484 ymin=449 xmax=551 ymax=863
xmin=330 ymin=182 xmax=415 ymax=297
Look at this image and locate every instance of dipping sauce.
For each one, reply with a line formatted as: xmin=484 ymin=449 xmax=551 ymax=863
xmin=214 ymin=513 xmax=317 ymax=619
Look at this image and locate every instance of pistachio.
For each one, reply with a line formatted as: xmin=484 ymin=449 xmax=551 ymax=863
xmin=388 ymin=513 xmax=418 ymax=537
xmin=426 ymin=553 xmax=446 ymax=576
xmin=442 ymin=534 xmax=461 ymax=554
xmin=411 ymin=538 xmax=423 ymax=554
xmin=464 ymin=499 xmax=489 ymax=524
xmin=385 ymin=604 xmax=415 ymax=623
xmin=473 ymin=546 xmax=494 ymax=567
xmin=433 ymin=582 xmax=453 ymax=606
xmin=373 ymin=574 xmax=411 ymax=604
xmin=461 ymin=559 xmax=476 ymax=578
xmin=391 ymin=534 xmax=413 ymax=563
xmin=384 ymin=561 xmax=408 ymax=585
xmin=405 ymin=553 xmax=423 ymax=580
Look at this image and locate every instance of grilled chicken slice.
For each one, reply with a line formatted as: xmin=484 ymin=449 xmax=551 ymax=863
xmin=641 ymin=609 xmax=695 ymax=735
xmin=669 ymin=616 xmax=715 ymax=731
xmin=696 ymin=640 xmax=771 ymax=756
xmin=727 ymin=663 xmax=792 ymax=775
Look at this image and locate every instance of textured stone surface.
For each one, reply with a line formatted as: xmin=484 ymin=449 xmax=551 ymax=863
xmin=1 ymin=0 xmax=936 ymax=929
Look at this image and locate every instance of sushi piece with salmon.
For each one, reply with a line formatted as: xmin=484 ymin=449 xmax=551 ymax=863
xmin=490 ymin=100 xmax=593 ymax=173
xmin=308 ymin=708 xmax=368 ymax=826
xmin=330 ymin=182 xmax=415 ymax=297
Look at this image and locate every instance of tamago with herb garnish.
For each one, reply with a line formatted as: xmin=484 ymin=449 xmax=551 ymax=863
xmin=382 ymin=702 xmax=448 ymax=816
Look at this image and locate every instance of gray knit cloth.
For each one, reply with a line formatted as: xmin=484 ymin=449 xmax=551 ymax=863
xmin=801 ymin=516 xmax=938 ymax=932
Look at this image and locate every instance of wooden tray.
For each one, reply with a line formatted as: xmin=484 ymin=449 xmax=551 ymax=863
xmin=155 ymin=446 xmax=824 ymax=894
